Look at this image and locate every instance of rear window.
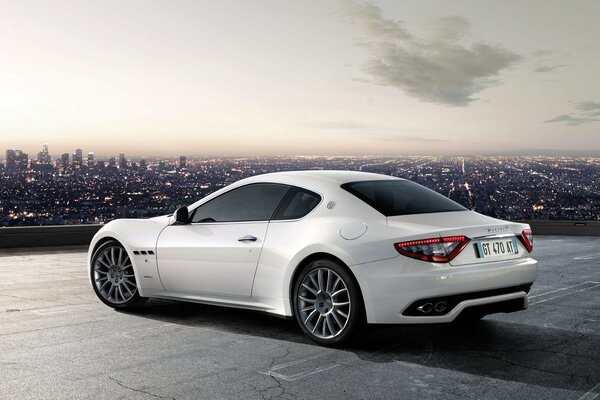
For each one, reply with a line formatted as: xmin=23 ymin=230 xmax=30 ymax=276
xmin=341 ymin=180 xmax=466 ymax=217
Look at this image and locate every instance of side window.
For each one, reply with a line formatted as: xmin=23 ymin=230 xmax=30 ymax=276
xmin=272 ymin=187 xmax=321 ymax=220
xmin=191 ymin=184 xmax=290 ymax=223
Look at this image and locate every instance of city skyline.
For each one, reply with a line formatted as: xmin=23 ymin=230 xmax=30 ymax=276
xmin=1 ymin=1 xmax=599 ymax=156
xmin=6 ymin=142 xmax=600 ymax=164
xmin=1 ymin=153 xmax=598 ymax=226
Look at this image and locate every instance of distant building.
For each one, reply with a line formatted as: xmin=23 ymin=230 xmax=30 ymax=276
xmin=87 ymin=152 xmax=95 ymax=167
xmin=61 ymin=153 xmax=70 ymax=167
xmin=5 ymin=150 xmax=16 ymax=171
xmin=18 ymin=152 xmax=28 ymax=170
xmin=139 ymin=159 xmax=147 ymax=169
xmin=37 ymin=144 xmax=51 ymax=164
xmin=5 ymin=149 xmax=28 ymax=172
xmin=179 ymin=156 xmax=187 ymax=169
xmin=119 ymin=153 xmax=127 ymax=169
xmin=108 ymin=157 xmax=116 ymax=167
xmin=31 ymin=161 xmax=54 ymax=173
xmin=73 ymin=148 xmax=83 ymax=168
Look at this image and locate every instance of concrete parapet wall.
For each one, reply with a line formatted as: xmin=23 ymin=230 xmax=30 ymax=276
xmin=522 ymin=220 xmax=600 ymax=236
xmin=0 ymin=225 xmax=102 ymax=248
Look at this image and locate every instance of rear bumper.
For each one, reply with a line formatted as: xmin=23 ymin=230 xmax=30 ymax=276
xmin=350 ymin=256 xmax=538 ymax=324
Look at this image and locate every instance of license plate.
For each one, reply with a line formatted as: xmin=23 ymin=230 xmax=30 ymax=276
xmin=475 ymin=238 xmax=519 ymax=258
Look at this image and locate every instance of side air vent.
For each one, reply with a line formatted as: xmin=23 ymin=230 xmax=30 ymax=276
xmin=133 ymin=250 xmax=155 ymax=256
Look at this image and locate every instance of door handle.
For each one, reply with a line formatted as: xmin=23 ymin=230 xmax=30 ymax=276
xmin=238 ymin=235 xmax=258 ymax=243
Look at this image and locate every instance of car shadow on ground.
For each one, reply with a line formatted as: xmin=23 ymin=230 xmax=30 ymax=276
xmin=119 ymin=299 xmax=600 ymax=393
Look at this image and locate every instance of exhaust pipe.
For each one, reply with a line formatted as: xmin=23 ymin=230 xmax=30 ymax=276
xmin=417 ymin=303 xmax=433 ymax=313
xmin=434 ymin=302 xmax=447 ymax=312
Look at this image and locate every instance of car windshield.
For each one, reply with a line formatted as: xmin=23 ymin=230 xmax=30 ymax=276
xmin=341 ymin=180 xmax=467 ymax=217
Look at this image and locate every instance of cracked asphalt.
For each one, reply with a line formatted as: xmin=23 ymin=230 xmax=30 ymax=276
xmin=1 ymin=236 xmax=599 ymax=400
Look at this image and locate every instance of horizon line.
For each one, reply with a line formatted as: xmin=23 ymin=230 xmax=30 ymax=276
xmin=3 ymin=152 xmax=600 ymax=162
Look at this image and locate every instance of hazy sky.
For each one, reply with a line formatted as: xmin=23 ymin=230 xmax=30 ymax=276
xmin=1 ymin=0 xmax=599 ymax=157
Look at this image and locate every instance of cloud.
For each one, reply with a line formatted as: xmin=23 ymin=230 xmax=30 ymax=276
xmin=531 ymin=49 xmax=569 ymax=75
xmin=575 ymin=101 xmax=600 ymax=112
xmin=342 ymin=1 xmax=521 ymax=106
xmin=545 ymin=100 xmax=600 ymax=125
xmin=344 ymin=2 xmax=412 ymax=40
xmin=532 ymin=49 xmax=554 ymax=57
xmin=544 ymin=114 xmax=598 ymax=126
xmin=534 ymin=64 xmax=565 ymax=73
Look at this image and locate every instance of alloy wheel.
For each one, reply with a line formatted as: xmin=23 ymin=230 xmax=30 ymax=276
xmin=297 ymin=267 xmax=351 ymax=339
xmin=93 ymin=245 xmax=137 ymax=305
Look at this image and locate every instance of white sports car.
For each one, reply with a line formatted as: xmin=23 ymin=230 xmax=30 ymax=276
xmin=89 ymin=170 xmax=537 ymax=345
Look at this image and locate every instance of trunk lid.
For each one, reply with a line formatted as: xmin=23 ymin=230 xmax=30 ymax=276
xmin=387 ymin=211 xmax=527 ymax=266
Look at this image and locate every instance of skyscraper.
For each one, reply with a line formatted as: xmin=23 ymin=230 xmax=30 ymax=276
xmin=17 ymin=151 xmax=28 ymax=170
xmin=73 ymin=148 xmax=83 ymax=168
xmin=87 ymin=152 xmax=95 ymax=167
xmin=6 ymin=150 xmax=16 ymax=171
xmin=5 ymin=149 xmax=28 ymax=172
xmin=37 ymin=143 xmax=51 ymax=164
xmin=179 ymin=156 xmax=187 ymax=169
xmin=118 ymin=153 xmax=127 ymax=169
xmin=61 ymin=153 xmax=70 ymax=167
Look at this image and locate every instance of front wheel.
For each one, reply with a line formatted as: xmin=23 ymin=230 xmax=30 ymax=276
xmin=293 ymin=259 xmax=364 ymax=346
xmin=91 ymin=240 xmax=141 ymax=309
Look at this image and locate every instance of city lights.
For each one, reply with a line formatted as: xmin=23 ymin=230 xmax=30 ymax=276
xmin=1 ymin=144 xmax=598 ymax=226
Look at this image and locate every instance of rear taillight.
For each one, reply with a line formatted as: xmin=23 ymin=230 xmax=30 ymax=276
xmin=394 ymin=236 xmax=470 ymax=263
xmin=518 ymin=229 xmax=533 ymax=253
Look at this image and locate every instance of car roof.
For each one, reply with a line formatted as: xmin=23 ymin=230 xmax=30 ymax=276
xmin=238 ymin=170 xmax=402 ymax=191
xmin=186 ymin=170 xmax=403 ymax=213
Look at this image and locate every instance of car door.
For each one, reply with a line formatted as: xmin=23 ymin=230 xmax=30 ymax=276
xmin=156 ymin=183 xmax=290 ymax=297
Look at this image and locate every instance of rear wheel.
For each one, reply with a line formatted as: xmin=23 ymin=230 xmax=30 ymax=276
xmin=293 ymin=259 xmax=364 ymax=346
xmin=91 ymin=240 xmax=141 ymax=309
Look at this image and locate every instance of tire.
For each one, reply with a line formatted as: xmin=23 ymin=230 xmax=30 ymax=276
xmin=91 ymin=240 xmax=141 ymax=309
xmin=292 ymin=258 xmax=365 ymax=346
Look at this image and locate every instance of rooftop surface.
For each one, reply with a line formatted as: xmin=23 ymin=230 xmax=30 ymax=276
xmin=1 ymin=237 xmax=599 ymax=400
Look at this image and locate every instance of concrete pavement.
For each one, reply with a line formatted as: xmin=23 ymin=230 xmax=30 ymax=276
xmin=1 ymin=237 xmax=599 ymax=399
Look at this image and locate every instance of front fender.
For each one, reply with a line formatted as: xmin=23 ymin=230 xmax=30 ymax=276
xmin=87 ymin=217 xmax=169 ymax=296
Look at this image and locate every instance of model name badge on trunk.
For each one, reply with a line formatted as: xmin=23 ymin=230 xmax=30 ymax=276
xmin=485 ymin=225 xmax=509 ymax=233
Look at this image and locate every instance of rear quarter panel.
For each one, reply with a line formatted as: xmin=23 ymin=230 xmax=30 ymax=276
xmin=251 ymin=190 xmax=398 ymax=316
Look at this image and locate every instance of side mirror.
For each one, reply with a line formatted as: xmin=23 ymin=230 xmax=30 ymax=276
xmin=173 ymin=206 xmax=189 ymax=225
